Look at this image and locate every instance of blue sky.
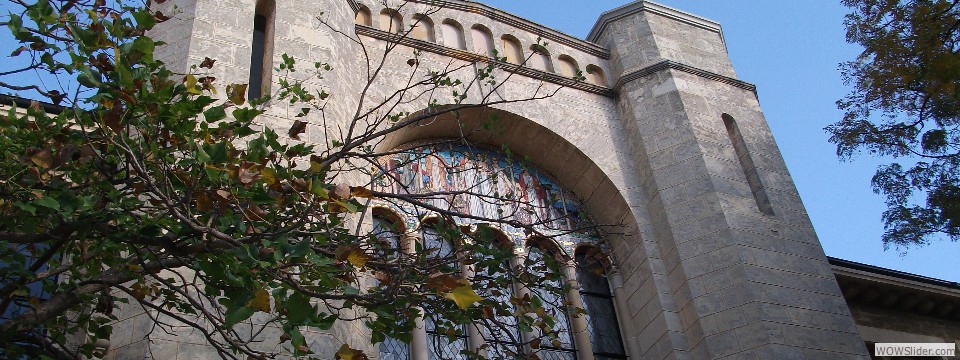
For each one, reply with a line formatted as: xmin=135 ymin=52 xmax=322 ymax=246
xmin=479 ymin=0 xmax=958 ymax=282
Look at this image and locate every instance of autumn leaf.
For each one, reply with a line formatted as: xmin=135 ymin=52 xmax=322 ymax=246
xmin=247 ymin=288 xmax=271 ymax=313
xmin=443 ymin=279 xmax=484 ymax=309
xmin=185 ymin=74 xmax=200 ymax=94
xmin=195 ymin=193 xmax=214 ymax=211
xmin=238 ymin=165 xmax=260 ymax=186
xmin=24 ymin=148 xmax=53 ymax=168
xmin=288 ymin=120 xmax=307 ymax=140
xmin=426 ymin=273 xmax=462 ymax=293
xmin=199 ymin=57 xmax=216 ymax=69
xmin=346 ymin=249 xmax=370 ymax=269
xmin=335 ymin=344 xmax=369 ymax=360
xmin=350 ymin=186 xmax=375 ymax=199
xmin=227 ymin=83 xmax=248 ymax=105
xmin=337 ymin=244 xmax=370 ymax=268
xmin=330 ymin=184 xmax=351 ymax=200
xmin=261 ymin=167 xmax=277 ymax=186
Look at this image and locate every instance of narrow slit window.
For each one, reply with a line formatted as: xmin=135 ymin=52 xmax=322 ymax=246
xmin=248 ymin=1 xmax=275 ymax=101
xmin=722 ymin=114 xmax=774 ymax=215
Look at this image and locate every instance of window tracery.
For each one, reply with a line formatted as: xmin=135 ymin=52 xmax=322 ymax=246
xmin=372 ymin=143 xmax=626 ymax=360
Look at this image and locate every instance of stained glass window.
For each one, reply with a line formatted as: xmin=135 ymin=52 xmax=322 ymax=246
xmin=527 ymin=245 xmax=576 ymax=360
xmin=423 ymin=226 xmax=469 ymax=359
xmin=576 ymin=248 xmax=626 ymax=359
xmin=374 ymin=217 xmax=411 ymax=360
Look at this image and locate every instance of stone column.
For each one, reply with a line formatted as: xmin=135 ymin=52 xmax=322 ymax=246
xmin=609 ymin=271 xmax=640 ymax=359
xmin=511 ymin=248 xmax=536 ymax=355
xmin=562 ymin=262 xmax=595 ymax=360
xmin=461 ymin=253 xmax=486 ymax=357
xmin=403 ymin=233 xmax=429 ymax=360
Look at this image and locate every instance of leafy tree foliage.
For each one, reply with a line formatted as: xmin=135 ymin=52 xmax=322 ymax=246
xmin=829 ymin=0 xmax=960 ymax=248
xmin=0 ymin=1 xmax=598 ymax=359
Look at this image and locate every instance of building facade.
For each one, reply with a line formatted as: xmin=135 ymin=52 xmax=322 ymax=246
xmin=75 ymin=0 xmax=958 ymax=359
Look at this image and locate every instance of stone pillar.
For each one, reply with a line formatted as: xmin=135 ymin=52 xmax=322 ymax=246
xmin=609 ymin=271 xmax=640 ymax=360
xmin=461 ymin=253 xmax=486 ymax=357
xmin=511 ymin=248 xmax=536 ymax=355
xmin=562 ymin=262 xmax=595 ymax=360
xmin=589 ymin=1 xmax=869 ymax=358
xmin=403 ymin=233 xmax=429 ymax=360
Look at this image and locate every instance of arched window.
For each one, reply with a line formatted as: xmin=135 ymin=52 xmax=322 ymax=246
xmin=557 ymin=55 xmax=579 ymax=78
xmin=585 ymin=65 xmax=607 ymax=87
xmin=471 ymin=227 xmax=521 ymax=358
xmin=422 ymin=224 xmax=469 ymax=359
xmin=411 ymin=14 xmax=435 ymax=42
xmin=248 ymin=0 xmax=275 ymax=100
xmin=471 ymin=25 xmax=495 ymax=57
xmin=377 ymin=143 xmax=629 ymax=360
xmin=373 ymin=215 xmax=411 ymax=360
xmin=440 ymin=19 xmax=466 ymax=50
xmin=380 ymin=9 xmax=404 ymax=33
xmin=529 ymin=44 xmax=555 ymax=73
xmin=576 ymin=247 xmax=627 ymax=360
xmin=526 ymin=241 xmax=576 ymax=360
xmin=355 ymin=5 xmax=372 ymax=26
xmin=500 ymin=35 xmax=523 ymax=64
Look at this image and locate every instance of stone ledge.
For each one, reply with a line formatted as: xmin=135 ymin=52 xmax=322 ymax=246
xmin=615 ymin=60 xmax=757 ymax=95
xmin=588 ymin=0 xmax=723 ymax=44
xmin=356 ymin=25 xmax=617 ymax=97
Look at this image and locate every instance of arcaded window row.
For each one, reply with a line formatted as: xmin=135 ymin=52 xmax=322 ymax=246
xmin=356 ymin=5 xmax=608 ymax=87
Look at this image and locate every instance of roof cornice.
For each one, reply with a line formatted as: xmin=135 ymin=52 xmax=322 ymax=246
xmin=587 ymin=0 xmax=724 ymax=44
xmin=403 ymin=0 xmax=610 ymax=59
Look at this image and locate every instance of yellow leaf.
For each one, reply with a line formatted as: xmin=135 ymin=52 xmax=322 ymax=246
xmin=185 ymin=74 xmax=201 ymax=95
xmin=350 ymin=186 xmax=375 ymax=199
xmin=227 ymin=83 xmax=248 ymax=105
xmin=261 ymin=167 xmax=277 ymax=186
xmin=346 ymin=248 xmax=370 ymax=269
xmin=247 ymin=288 xmax=271 ymax=312
xmin=443 ymin=279 xmax=484 ymax=309
xmin=335 ymin=344 xmax=369 ymax=360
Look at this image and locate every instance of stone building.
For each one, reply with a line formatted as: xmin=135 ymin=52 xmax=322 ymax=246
xmin=8 ymin=0 xmax=954 ymax=358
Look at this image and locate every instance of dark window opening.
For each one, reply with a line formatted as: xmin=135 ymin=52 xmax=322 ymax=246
xmin=248 ymin=14 xmax=267 ymax=100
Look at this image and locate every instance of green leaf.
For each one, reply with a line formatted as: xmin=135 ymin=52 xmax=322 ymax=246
xmin=232 ymin=108 xmax=263 ymax=123
xmin=287 ymin=292 xmax=315 ymax=325
xmin=200 ymin=142 xmax=228 ymax=164
xmin=223 ymin=306 xmax=255 ymax=328
xmin=204 ymin=106 xmax=226 ymax=123
xmin=35 ymin=196 xmax=60 ymax=211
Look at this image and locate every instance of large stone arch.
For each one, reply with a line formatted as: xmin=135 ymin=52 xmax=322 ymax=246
xmin=378 ymin=106 xmax=634 ymax=241
xmin=376 ymin=105 xmax=679 ymax=358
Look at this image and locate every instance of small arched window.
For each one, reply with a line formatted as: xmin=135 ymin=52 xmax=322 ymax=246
xmin=380 ymin=8 xmax=403 ymax=33
xmin=576 ymin=246 xmax=627 ymax=359
xmin=373 ymin=216 xmax=411 ymax=360
xmin=355 ymin=5 xmax=372 ymax=26
xmin=471 ymin=24 xmax=495 ymax=58
xmin=248 ymin=0 xmax=276 ymax=100
xmin=500 ymin=35 xmax=523 ymax=64
xmin=529 ymin=44 xmax=554 ymax=73
xmin=472 ymin=227 xmax=521 ymax=358
xmin=411 ymin=14 xmax=435 ymax=42
xmin=422 ymin=225 xmax=469 ymax=359
xmin=585 ymin=65 xmax=607 ymax=86
xmin=440 ymin=19 xmax=466 ymax=50
xmin=526 ymin=241 xmax=576 ymax=359
xmin=557 ymin=55 xmax=579 ymax=78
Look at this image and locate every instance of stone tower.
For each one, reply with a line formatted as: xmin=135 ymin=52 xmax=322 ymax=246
xmin=104 ymin=1 xmax=871 ymax=359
